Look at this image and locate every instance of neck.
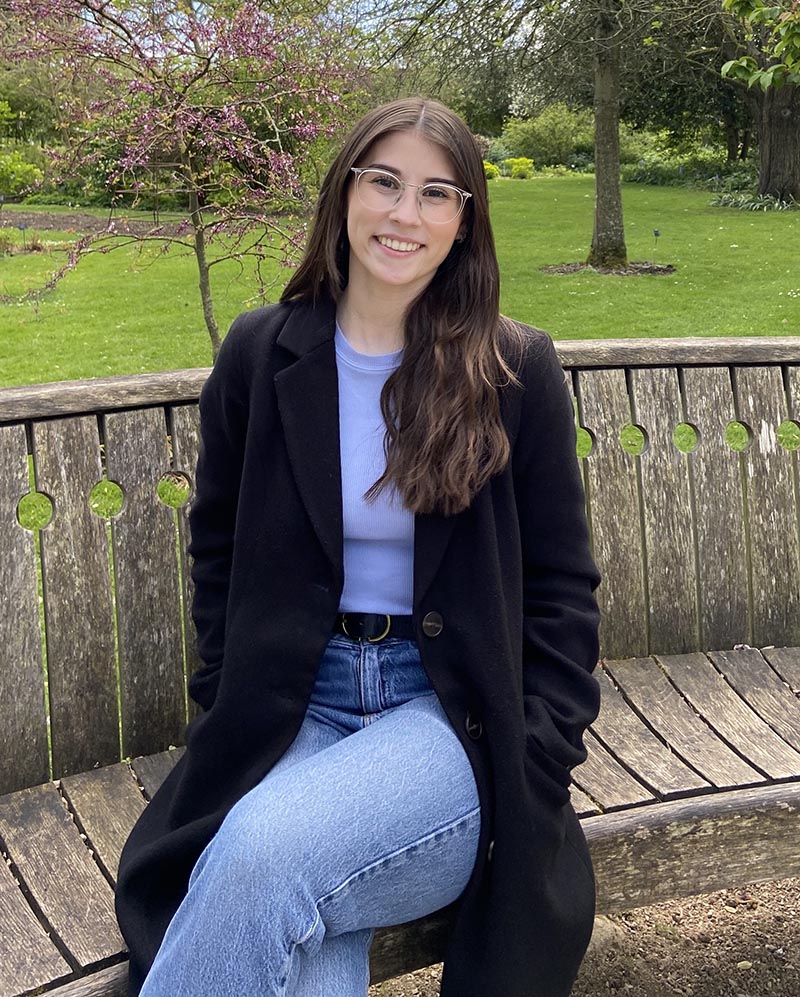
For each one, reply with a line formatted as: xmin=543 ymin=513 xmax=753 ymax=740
xmin=336 ymin=286 xmax=410 ymax=355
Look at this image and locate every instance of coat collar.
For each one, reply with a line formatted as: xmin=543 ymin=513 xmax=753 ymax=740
xmin=273 ymin=293 xmax=457 ymax=609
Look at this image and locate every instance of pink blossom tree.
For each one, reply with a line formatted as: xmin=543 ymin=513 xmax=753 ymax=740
xmin=5 ymin=0 xmax=353 ymax=357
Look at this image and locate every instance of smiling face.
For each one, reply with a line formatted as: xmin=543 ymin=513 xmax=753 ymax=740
xmin=345 ymin=129 xmax=467 ymax=303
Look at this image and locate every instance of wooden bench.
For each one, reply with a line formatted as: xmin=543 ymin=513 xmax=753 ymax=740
xmin=2 ymin=336 xmax=800 ymax=997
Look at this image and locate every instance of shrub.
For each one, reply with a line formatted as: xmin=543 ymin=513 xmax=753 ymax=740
xmin=710 ymin=191 xmax=796 ymax=211
xmin=502 ymin=104 xmax=594 ymax=167
xmin=621 ymin=148 xmax=758 ymax=191
xmin=0 ymin=150 xmax=43 ymax=196
xmin=505 ymin=157 xmax=534 ymax=179
xmin=484 ymin=138 xmax=513 ymax=168
xmin=484 ymin=161 xmax=500 ymax=180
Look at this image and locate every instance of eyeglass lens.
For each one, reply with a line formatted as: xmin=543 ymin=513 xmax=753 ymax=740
xmin=355 ymin=170 xmax=466 ymax=223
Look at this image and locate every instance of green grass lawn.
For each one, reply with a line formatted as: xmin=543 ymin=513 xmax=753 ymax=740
xmin=1 ymin=175 xmax=798 ymax=388
xmin=491 ymin=177 xmax=799 ymax=340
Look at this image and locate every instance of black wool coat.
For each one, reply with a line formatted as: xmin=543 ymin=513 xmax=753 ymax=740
xmin=115 ymin=295 xmax=602 ymax=997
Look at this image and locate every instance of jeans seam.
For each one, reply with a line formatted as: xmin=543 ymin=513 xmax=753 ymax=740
xmin=314 ymin=805 xmax=481 ymax=914
xmin=277 ymin=907 xmax=324 ymax=996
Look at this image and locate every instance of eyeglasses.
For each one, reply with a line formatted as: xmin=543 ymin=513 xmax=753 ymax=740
xmin=350 ymin=167 xmax=472 ymax=224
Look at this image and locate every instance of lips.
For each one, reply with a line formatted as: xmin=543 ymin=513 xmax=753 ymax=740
xmin=376 ymin=235 xmax=423 ymax=253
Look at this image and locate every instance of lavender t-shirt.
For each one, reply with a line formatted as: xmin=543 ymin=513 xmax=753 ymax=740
xmin=335 ymin=326 xmax=414 ymax=614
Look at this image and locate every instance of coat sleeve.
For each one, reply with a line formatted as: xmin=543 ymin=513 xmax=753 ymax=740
xmin=187 ymin=317 xmax=250 ymax=710
xmin=512 ymin=331 xmax=601 ymax=796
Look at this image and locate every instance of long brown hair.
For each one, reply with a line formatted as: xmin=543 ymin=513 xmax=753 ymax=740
xmin=282 ymin=97 xmax=522 ymax=516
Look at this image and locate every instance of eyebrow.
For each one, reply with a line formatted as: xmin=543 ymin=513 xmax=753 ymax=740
xmin=366 ymin=162 xmax=460 ymax=185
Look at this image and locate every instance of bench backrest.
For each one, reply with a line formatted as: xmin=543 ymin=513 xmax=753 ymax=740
xmin=1 ymin=338 xmax=799 ymax=796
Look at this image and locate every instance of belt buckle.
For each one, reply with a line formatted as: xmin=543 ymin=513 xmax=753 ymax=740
xmin=368 ymin=614 xmax=391 ymax=642
xmin=341 ymin=613 xmax=391 ymax=642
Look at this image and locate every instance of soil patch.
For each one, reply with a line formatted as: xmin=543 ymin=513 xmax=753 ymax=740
xmin=0 ymin=209 xmax=183 ymax=237
xmin=372 ymin=878 xmax=800 ymax=996
xmin=540 ymin=261 xmax=676 ymax=276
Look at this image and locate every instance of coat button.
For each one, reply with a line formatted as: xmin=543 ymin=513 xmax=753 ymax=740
xmin=422 ymin=611 xmax=444 ymax=637
xmin=487 ymin=839 xmax=495 ymax=863
xmin=465 ymin=712 xmax=483 ymax=740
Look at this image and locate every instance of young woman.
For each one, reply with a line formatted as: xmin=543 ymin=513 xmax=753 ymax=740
xmin=115 ymin=97 xmax=601 ymax=997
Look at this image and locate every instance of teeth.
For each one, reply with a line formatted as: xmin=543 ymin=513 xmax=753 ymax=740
xmin=377 ymin=236 xmax=421 ymax=253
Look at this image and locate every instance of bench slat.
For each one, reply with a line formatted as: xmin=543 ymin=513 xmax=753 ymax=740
xmin=60 ymin=764 xmax=147 ymax=881
xmin=631 ymin=367 xmax=697 ymax=654
xmin=577 ymin=368 xmax=647 ymax=658
xmin=658 ymin=651 xmax=800 ymax=778
xmin=763 ymin=646 xmax=800 ymax=692
xmin=169 ymin=404 xmax=201 ymax=717
xmin=130 ymin=747 xmax=185 ymax=800
xmin=592 ymin=669 xmax=708 ymax=797
xmin=0 ymin=784 xmax=122 ymax=969
xmin=708 ymin=647 xmax=800 ymax=753
xmin=0 ymin=424 xmax=50 ymax=795
xmin=586 ymin=781 xmax=800 ymax=912
xmin=0 ymin=855 xmax=70 ymax=996
xmin=736 ymin=366 xmax=800 ymax=647
xmin=26 ymin=961 xmax=128 ymax=997
xmin=573 ymin=730 xmax=654 ymax=811
xmin=569 ymin=785 xmax=600 ymax=817
xmin=605 ymin=655 xmax=762 ymax=788
xmin=682 ymin=367 xmax=750 ymax=650
xmin=105 ymin=409 xmax=186 ymax=758
xmin=34 ymin=417 xmax=120 ymax=778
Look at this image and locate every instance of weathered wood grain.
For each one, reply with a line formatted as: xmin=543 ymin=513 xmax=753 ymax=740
xmin=570 ymin=785 xmax=601 ymax=817
xmin=658 ymin=651 xmax=800 ymax=778
xmin=605 ymin=655 xmax=761 ymax=789
xmin=0 ymin=423 xmax=49 ymax=795
xmin=0 ymin=854 xmax=70 ymax=997
xmin=735 ymin=366 xmax=800 ymax=647
xmin=573 ymin=730 xmax=654 ymax=811
xmin=592 ymin=669 xmax=708 ymax=797
xmin=33 ymin=417 xmax=119 ymax=778
xmin=681 ymin=367 xmax=750 ymax=649
xmin=371 ymin=910 xmax=453 ymax=984
xmin=763 ymin=646 xmax=800 ymax=692
xmin=708 ymin=647 xmax=800 ymax=753
xmin=130 ymin=747 xmax=185 ymax=800
xmin=0 ymin=369 xmax=209 ymax=423
xmin=0 ymin=783 xmax=122 ymax=968
xmin=585 ymin=782 xmax=800 ymax=912
xmin=630 ymin=367 xmax=698 ymax=654
xmin=577 ymin=368 xmax=647 ymax=658
xmin=38 ymin=962 xmax=128 ymax=997
xmin=60 ymin=764 xmax=147 ymax=881
xmin=169 ymin=404 xmax=201 ymax=717
xmin=556 ymin=338 xmax=800 ymax=368
xmin=104 ymin=408 xmax=186 ymax=759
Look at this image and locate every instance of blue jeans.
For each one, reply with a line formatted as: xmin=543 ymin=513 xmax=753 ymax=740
xmin=140 ymin=635 xmax=481 ymax=997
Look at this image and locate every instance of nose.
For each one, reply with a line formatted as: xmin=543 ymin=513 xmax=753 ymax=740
xmin=388 ymin=185 xmax=422 ymax=225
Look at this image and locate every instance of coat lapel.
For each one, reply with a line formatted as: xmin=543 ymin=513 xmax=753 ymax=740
xmin=273 ymin=295 xmax=459 ymax=607
xmin=414 ymin=510 xmax=457 ymax=608
xmin=274 ymin=298 xmax=343 ymax=586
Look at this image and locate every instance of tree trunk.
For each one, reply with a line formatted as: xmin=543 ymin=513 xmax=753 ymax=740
xmin=587 ymin=0 xmax=627 ymax=270
xmin=755 ymin=84 xmax=800 ymax=201
xmin=188 ymin=187 xmax=222 ymax=360
xmin=725 ymin=124 xmax=740 ymax=163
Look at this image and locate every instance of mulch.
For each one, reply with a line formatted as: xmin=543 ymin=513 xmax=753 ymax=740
xmin=540 ymin=261 xmax=677 ymax=276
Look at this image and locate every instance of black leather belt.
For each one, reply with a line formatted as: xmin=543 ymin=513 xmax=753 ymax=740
xmin=335 ymin=612 xmax=415 ymax=642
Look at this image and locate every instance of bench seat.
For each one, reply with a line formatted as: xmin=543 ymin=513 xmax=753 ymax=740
xmin=3 ymin=646 xmax=800 ymax=997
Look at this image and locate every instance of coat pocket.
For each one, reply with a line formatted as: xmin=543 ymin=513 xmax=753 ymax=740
xmin=187 ymin=660 xmax=223 ymax=711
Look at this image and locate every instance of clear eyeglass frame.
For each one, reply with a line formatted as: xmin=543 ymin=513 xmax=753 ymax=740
xmin=350 ymin=167 xmax=472 ymax=224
